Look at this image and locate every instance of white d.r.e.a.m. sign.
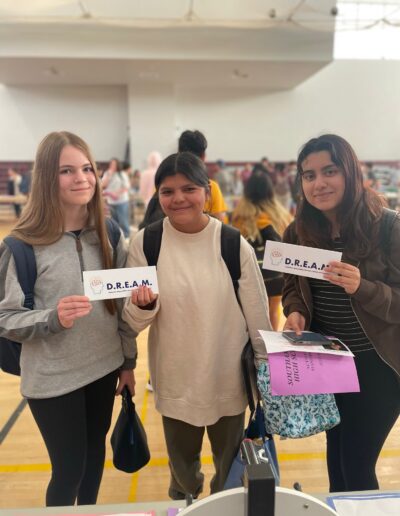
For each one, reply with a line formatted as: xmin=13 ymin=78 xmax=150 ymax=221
xmin=263 ymin=241 xmax=342 ymax=280
xmin=83 ymin=266 xmax=158 ymax=300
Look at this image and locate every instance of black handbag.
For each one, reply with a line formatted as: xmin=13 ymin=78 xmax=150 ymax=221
xmin=110 ymin=386 xmax=150 ymax=473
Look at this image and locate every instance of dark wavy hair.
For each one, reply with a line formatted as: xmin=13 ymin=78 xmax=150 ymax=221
xmin=155 ymin=152 xmax=210 ymax=193
xmin=296 ymin=134 xmax=384 ymax=259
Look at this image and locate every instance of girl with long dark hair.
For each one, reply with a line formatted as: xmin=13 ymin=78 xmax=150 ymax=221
xmin=283 ymin=134 xmax=400 ymax=492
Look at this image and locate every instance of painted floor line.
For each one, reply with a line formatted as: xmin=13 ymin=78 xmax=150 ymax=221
xmin=2 ymin=448 xmax=400 ymax=474
xmin=0 ymin=398 xmax=27 ymax=446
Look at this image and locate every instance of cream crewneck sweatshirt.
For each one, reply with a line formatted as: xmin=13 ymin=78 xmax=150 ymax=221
xmin=123 ymin=217 xmax=271 ymax=426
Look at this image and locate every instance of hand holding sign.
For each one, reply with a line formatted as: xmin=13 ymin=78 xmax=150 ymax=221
xmin=130 ymin=285 xmax=158 ymax=310
xmin=57 ymin=295 xmax=92 ymax=329
xmin=324 ymin=261 xmax=361 ymax=294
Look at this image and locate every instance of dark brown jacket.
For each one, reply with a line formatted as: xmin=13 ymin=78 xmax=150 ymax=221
xmin=282 ymin=218 xmax=400 ymax=377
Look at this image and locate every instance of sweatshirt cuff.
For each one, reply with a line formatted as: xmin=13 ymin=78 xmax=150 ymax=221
xmin=120 ymin=357 xmax=136 ymax=370
xmin=48 ymin=309 xmax=67 ymax=334
xmin=350 ymin=278 xmax=374 ymax=302
xmin=283 ymin=303 xmax=308 ymax=319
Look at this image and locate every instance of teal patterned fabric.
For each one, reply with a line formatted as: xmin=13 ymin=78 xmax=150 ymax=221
xmin=257 ymin=361 xmax=340 ymax=439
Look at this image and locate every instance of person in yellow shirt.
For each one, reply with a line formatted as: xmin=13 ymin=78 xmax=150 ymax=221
xmin=204 ymin=178 xmax=228 ymax=221
xmin=178 ymin=130 xmax=228 ymax=222
xmin=140 ymin=130 xmax=228 ymax=227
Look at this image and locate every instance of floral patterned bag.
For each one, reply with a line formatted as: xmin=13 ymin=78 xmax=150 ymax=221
xmin=257 ymin=361 xmax=340 ymax=439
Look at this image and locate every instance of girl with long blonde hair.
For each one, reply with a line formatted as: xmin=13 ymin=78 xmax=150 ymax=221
xmin=0 ymin=131 xmax=137 ymax=506
xmin=232 ymin=168 xmax=293 ymax=329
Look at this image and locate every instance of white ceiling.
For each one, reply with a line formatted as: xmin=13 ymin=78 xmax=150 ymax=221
xmin=0 ymin=1 xmax=338 ymax=89
xmin=0 ymin=1 xmax=337 ymax=26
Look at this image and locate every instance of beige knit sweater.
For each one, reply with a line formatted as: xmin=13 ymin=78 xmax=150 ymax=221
xmin=123 ymin=217 xmax=271 ymax=426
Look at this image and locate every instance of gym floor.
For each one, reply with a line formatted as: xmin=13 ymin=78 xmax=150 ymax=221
xmin=1 ymin=218 xmax=399 ymax=509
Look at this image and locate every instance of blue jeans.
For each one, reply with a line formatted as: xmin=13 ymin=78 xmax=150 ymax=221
xmin=109 ymin=202 xmax=130 ymax=238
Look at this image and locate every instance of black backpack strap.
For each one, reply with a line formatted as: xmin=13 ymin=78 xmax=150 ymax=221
xmin=143 ymin=219 xmax=164 ymax=266
xmin=379 ymin=208 xmax=399 ymax=257
xmin=105 ymin=218 xmax=122 ymax=250
xmin=241 ymin=340 xmax=256 ymax=413
xmin=221 ymin=225 xmax=262 ymax=421
xmin=220 ymin=224 xmax=241 ymax=299
xmin=105 ymin=218 xmax=122 ymax=267
xmin=3 ymin=237 xmax=36 ymax=310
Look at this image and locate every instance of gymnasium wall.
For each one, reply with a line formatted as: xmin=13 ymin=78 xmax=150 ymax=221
xmin=0 ymin=60 xmax=399 ymax=168
xmin=0 ymin=85 xmax=128 ymax=161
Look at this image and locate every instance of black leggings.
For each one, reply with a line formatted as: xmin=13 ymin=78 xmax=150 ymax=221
xmin=28 ymin=369 xmax=119 ymax=506
xmin=326 ymin=349 xmax=400 ymax=492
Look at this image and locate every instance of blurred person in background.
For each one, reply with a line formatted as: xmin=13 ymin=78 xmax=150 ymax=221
xmin=240 ymin=162 xmax=253 ymax=185
xmin=20 ymin=169 xmax=32 ymax=197
xmin=178 ymin=130 xmax=228 ymax=222
xmin=231 ymin=168 xmax=244 ymax=197
xmin=7 ymin=167 xmax=23 ymax=218
xmin=140 ymin=130 xmax=229 ymax=228
xmin=214 ymin=159 xmax=234 ymax=198
xmin=129 ymin=168 xmax=141 ymax=194
xmin=362 ymin=162 xmax=380 ymax=190
xmin=260 ymin=156 xmax=276 ymax=184
xmin=101 ymin=158 xmax=131 ymax=238
xmin=287 ymin=160 xmax=300 ymax=214
xmin=274 ymin=162 xmax=292 ymax=211
xmin=232 ymin=169 xmax=293 ymax=329
xmin=139 ymin=151 xmax=162 ymax=207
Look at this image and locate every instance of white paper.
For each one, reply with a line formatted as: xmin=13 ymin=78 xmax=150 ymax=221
xmin=83 ymin=266 xmax=158 ymax=301
xmin=329 ymin=493 xmax=400 ymax=515
xmin=258 ymin=331 xmax=353 ymax=357
xmin=263 ymin=241 xmax=342 ymax=280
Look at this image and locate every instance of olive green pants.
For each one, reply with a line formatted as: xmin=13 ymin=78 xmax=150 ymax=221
xmin=162 ymin=412 xmax=245 ymax=500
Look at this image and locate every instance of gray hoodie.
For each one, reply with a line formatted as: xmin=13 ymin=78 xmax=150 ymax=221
xmin=0 ymin=227 xmax=137 ymax=398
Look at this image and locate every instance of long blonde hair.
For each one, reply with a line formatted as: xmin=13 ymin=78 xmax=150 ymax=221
xmin=232 ymin=169 xmax=292 ymax=240
xmin=11 ymin=131 xmax=116 ymax=314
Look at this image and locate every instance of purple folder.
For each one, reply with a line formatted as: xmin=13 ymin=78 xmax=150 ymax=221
xmin=268 ymin=351 xmax=360 ymax=395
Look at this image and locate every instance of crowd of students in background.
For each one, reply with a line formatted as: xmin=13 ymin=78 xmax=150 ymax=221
xmin=97 ymin=147 xmax=398 ymax=242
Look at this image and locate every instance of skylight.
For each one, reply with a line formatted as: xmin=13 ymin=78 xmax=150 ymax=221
xmin=334 ymin=1 xmax=400 ymax=59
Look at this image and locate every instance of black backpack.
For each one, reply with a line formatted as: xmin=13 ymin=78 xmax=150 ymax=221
xmin=143 ymin=219 xmax=242 ymax=297
xmin=0 ymin=219 xmax=121 ymax=376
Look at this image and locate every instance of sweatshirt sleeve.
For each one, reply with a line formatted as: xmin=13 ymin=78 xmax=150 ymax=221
xmin=122 ymin=229 xmax=160 ymax=333
xmin=0 ymin=243 xmax=66 ymax=342
xmin=237 ymin=237 xmax=272 ymax=361
xmin=112 ymin=232 xmax=138 ymax=369
xmin=351 ymin=217 xmax=400 ymax=324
